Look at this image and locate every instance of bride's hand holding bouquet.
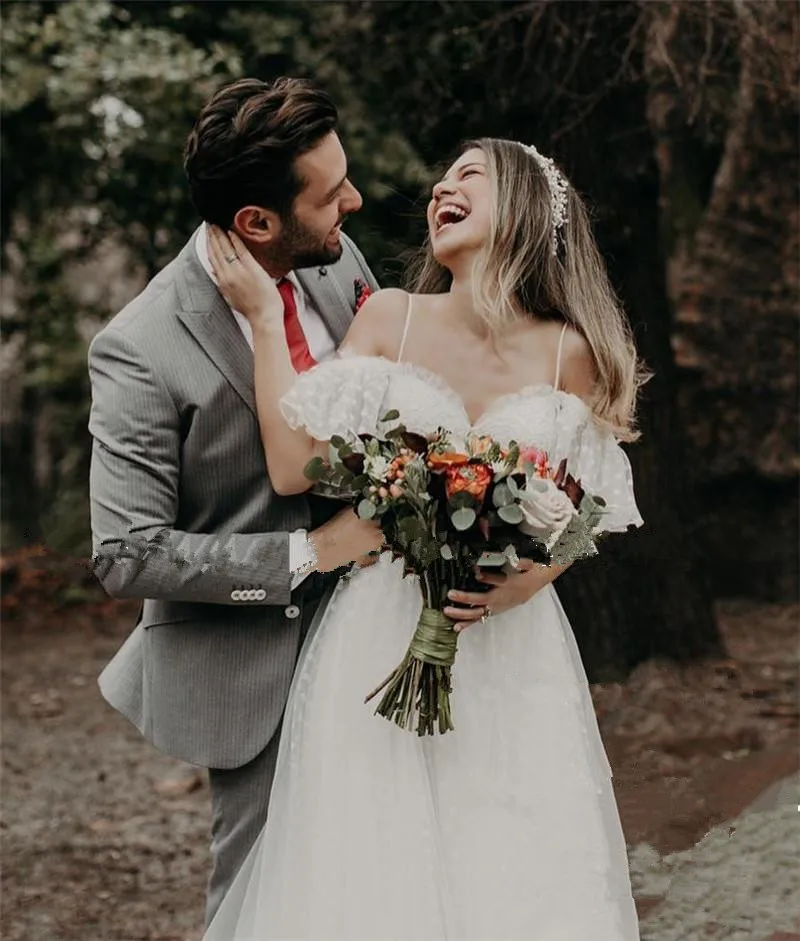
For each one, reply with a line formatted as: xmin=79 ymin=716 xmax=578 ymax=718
xmin=445 ymin=556 xmax=544 ymax=632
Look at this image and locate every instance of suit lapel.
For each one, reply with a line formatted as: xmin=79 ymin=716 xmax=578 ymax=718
xmin=175 ymin=236 xmax=257 ymax=416
xmin=295 ymin=265 xmax=354 ymax=346
xmin=173 ymin=231 xmax=360 ymax=416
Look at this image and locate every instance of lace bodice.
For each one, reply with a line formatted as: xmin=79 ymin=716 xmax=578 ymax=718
xmin=281 ymin=353 xmax=643 ymax=533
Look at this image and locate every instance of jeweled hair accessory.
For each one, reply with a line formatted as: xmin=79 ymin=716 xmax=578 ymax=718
xmin=516 ymin=142 xmax=569 ymax=255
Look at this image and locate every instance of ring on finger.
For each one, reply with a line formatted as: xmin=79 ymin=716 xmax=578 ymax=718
xmin=225 ymin=253 xmax=238 ymax=264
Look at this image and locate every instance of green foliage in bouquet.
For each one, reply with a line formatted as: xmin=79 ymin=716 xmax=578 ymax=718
xmin=550 ymin=493 xmax=607 ymax=565
xmin=304 ymin=414 xmax=607 ymax=736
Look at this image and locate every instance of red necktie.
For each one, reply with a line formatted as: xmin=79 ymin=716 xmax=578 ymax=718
xmin=277 ymin=278 xmax=317 ymax=373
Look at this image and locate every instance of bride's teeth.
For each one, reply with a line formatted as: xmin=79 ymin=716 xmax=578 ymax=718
xmin=436 ymin=205 xmax=469 ymax=229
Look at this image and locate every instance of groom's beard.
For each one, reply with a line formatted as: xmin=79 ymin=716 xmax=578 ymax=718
xmin=269 ymin=212 xmax=344 ymax=271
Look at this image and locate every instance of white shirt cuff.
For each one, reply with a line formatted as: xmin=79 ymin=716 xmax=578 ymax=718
xmin=290 ymin=529 xmax=315 ymax=589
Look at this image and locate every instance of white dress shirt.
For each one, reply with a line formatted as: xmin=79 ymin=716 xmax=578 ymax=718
xmin=194 ymin=224 xmax=335 ymax=585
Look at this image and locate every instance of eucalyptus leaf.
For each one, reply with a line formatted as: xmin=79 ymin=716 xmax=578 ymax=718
xmin=449 ymin=492 xmax=474 ymax=510
xmin=357 ymin=499 xmax=376 ymax=520
xmin=381 ymin=409 xmax=400 ymax=422
xmin=440 ymin=543 xmax=454 ymax=560
xmin=492 ymin=482 xmax=514 ymax=507
xmin=303 ymin=456 xmax=327 ymax=481
xmin=451 ymin=507 xmax=476 ymax=531
xmin=497 ymin=503 xmax=525 ymax=524
xmin=577 ymin=493 xmax=607 ymax=531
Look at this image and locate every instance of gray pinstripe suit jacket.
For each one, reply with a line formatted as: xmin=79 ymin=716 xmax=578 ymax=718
xmin=90 ymin=229 xmax=378 ymax=769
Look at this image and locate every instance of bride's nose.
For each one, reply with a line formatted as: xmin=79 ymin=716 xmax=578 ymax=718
xmin=432 ymin=177 xmax=457 ymax=201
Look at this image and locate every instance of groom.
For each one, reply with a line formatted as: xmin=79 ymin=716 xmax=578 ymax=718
xmin=88 ymin=76 xmax=382 ymax=924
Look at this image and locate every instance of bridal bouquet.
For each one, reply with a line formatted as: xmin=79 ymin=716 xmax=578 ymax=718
xmin=304 ymin=411 xmax=607 ymax=736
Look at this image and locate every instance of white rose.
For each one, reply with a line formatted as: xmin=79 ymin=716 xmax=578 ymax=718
xmin=364 ymin=454 xmax=392 ymax=481
xmin=518 ymin=477 xmax=576 ymax=543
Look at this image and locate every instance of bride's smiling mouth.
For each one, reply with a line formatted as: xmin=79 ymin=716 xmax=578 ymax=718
xmin=434 ymin=203 xmax=471 ymax=232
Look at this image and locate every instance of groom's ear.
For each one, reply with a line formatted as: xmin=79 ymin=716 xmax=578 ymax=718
xmin=232 ymin=206 xmax=281 ymax=246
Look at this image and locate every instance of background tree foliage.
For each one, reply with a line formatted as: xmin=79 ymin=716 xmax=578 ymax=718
xmin=1 ymin=0 xmax=796 ymax=677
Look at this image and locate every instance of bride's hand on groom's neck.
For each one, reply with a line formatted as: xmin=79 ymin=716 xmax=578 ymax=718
xmin=207 ymin=225 xmax=284 ymax=328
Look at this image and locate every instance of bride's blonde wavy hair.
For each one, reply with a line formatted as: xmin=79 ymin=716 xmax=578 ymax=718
xmin=406 ymin=138 xmax=649 ymax=441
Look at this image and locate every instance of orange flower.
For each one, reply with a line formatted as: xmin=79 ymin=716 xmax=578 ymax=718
xmin=427 ymin=451 xmax=470 ymax=471
xmin=444 ymin=463 xmax=494 ymax=503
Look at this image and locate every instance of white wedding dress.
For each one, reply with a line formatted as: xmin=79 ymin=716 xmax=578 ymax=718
xmin=204 ymin=352 xmax=643 ymax=941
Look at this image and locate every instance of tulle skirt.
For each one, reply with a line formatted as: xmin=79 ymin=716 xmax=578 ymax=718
xmin=204 ymin=554 xmax=640 ymax=940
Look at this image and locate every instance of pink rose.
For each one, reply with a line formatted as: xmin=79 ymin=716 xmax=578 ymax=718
xmin=518 ymin=477 xmax=576 ymax=543
xmin=517 ymin=446 xmax=550 ymax=477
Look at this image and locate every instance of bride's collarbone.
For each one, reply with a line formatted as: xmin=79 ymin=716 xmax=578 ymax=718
xmin=404 ymin=353 xmax=554 ymax=410
xmin=406 ymin=319 xmax=561 ymax=398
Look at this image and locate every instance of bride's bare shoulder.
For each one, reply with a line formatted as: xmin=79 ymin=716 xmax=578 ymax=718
xmin=558 ymin=325 xmax=598 ymax=399
xmin=340 ymin=288 xmax=412 ymax=358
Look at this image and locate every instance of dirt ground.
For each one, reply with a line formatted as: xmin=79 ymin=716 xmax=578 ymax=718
xmin=2 ymin=547 xmax=798 ymax=941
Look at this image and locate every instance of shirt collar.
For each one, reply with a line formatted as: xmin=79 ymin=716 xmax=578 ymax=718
xmin=194 ymin=222 xmax=300 ymax=294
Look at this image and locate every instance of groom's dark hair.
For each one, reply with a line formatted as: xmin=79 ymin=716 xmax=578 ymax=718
xmin=184 ymin=76 xmax=338 ymax=227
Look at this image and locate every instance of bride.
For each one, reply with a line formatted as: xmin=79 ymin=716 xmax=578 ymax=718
xmin=203 ymin=138 xmax=645 ymax=940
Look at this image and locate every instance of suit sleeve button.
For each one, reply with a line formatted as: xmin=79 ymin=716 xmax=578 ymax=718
xmin=255 ymin=589 xmax=266 ymax=600
xmin=231 ymin=589 xmax=241 ymax=601
xmin=284 ymin=604 xmax=300 ymax=620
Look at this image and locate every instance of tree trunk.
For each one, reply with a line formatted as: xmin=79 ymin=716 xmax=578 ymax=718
xmin=1 ymin=383 xmax=42 ymax=546
xmin=643 ymin=0 xmax=799 ymax=601
xmin=555 ymin=158 xmax=722 ymax=679
xmin=538 ymin=2 xmax=724 ymax=677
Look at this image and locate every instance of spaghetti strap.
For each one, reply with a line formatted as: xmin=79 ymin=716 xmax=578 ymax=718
xmin=396 ymin=293 xmax=413 ymax=363
xmin=553 ymin=321 xmax=569 ymax=391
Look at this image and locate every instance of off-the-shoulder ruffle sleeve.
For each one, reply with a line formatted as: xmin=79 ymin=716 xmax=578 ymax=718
xmin=568 ymin=419 xmax=644 ymax=534
xmin=279 ymin=355 xmax=393 ymax=441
